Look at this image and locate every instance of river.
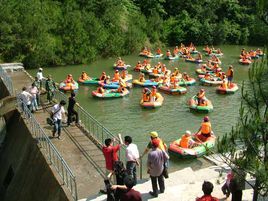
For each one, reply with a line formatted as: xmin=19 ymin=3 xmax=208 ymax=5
xmin=28 ymin=45 xmax=262 ymax=172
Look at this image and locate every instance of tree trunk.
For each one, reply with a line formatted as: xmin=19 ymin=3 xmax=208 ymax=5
xmin=253 ymin=178 xmax=259 ymax=201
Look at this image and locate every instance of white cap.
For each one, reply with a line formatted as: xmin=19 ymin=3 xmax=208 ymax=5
xmin=185 ymin=130 xmax=191 ymax=135
xmin=39 ymin=68 xmax=43 ymax=71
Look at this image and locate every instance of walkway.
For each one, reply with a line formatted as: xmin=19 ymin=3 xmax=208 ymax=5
xmin=7 ymin=69 xmax=106 ymax=199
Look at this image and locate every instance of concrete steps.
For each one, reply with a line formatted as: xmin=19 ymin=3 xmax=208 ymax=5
xmin=83 ymin=165 xmax=253 ymax=201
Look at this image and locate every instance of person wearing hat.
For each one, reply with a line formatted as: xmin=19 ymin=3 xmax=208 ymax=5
xmin=51 ymin=100 xmax=66 ymax=139
xmin=147 ymin=138 xmax=169 ymax=197
xmin=36 ymin=68 xmax=44 ymax=89
xmin=196 ymin=116 xmax=212 ymax=142
xmin=67 ymin=92 xmax=79 ymax=126
xmin=45 ymin=75 xmax=56 ymax=104
xmin=140 ymin=131 xmax=167 ymax=158
xmin=178 ymin=131 xmax=198 ymax=148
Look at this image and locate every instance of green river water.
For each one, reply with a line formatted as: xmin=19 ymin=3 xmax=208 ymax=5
xmin=28 ymin=45 xmax=262 ymax=172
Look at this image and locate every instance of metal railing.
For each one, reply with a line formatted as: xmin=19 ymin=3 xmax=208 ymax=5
xmin=0 ymin=67 xmax=78 ymax=200
xmin=52 ymin=88 xmax=144 ymax=179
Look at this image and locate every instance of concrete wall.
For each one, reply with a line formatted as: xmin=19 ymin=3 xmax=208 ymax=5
xmin=0 ymin=111 xmax=70 ymax=201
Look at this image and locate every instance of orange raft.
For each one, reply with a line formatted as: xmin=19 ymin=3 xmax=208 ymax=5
xmin=216 ymin=83 xmax=239 ymax=94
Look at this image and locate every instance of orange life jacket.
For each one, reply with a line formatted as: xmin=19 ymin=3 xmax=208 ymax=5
xmin=227 ymin=69 xmax=233 ymax=77
xmin=143 ymin=93 xmax=149 ymax=102
xmin=179 ymin=135 xmax=191 ymax=148
xmin=201 ymin=122 xmax=211 ymax=134
xmin=113 ymin=72 xmax=120 ymax=81
xmin=170 ymin=76 xmax=175 ymax=83
xmin=153 ymin=68 xmax=158 ymax=74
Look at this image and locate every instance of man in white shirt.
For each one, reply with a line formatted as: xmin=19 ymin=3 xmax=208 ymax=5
xmin=51 ymin=100 xmax=66 ymax=139
xmin=36 ymin=68 xmax=44 ymax=88
xmin=19 ymin=86 xmax=33 ymax=112
xmin=124 ymin=136 xmax=140 ymax=185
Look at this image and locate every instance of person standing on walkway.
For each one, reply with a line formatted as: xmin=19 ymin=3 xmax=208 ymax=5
xmin=32 ymin=76 xmax=41 ymax=106
xmin=229 ymin=168 xmax=246 ymax=201
xmin=140 ymin=131 xmax=167 ymax=158
xmin=102 ymin=134 xmax=122 ymax=175
xmin=36 ymin=68 xmax=44 ymax=88
xmin=51 ymin=100 xmax=66 ymax=139
xmin=29 ymin=83 xmax=39 ymax=112
xmin=147 ymin=138 xmax=169 ymax=197
xmin=124 ymin=136 xmax=140 ymax=185
xmin=19 ymin=86 xmax=33 ymax=112
xmin=67 ymin=92 xmax=79 ymax=126
xmin=45 ymin=75 xmax=56 ymax=104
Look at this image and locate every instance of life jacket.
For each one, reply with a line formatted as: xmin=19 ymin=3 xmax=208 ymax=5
xmin=221 ymin=81 xmax=228 ymax=89
xmin=170 ymin=76 xmax=175 ymax=83
xmin=143 ymin=93 xmax=149 ymax=102
xmin=151 ymin=89 xmax=157 ymax=97
xmin=100 ymin=75 xmax=106 ymax=81
xmin=227 ymin=69 xmax=233 ymax=77
xmin=201 ymin=122 xmax=211 ymax=134
xmin=158 ymin=138 xmax=167 ymax=151
xmin=179 ymin=135 xmax=191 ymax=148
xmin=153 ymin=68 xmax=158 ymax=74
xmin=113 ymin=72 xmax=120 ymax=81
xmin=121 ymin=71 xmax=127 ymax=79
xmin=161 ymin=66 xmax=167 ymax=73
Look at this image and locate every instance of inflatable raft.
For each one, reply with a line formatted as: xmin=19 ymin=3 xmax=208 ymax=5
xmin=132 ymin=79 xmax=159 ymax=87
xmin=113 ymin=64 xmax=131 ymax=70
xmin=168 ymin=135 xmax=216 ymax=159
xmin=200 ymin=78 xmax=223 ymax=86
xmin=59 ymin=81 xmax=79 ymax=92
xmin=159 ymin=85 xmax=187 ymax=95
xmin=178 ymin=78 xmax=196 ymax=86
xmin=164 ymin=55 xmax=179 ymax=60
xmin=140 ymin=93 xmax=164 ymax=108
xmin=188 ymin=95 xmax=213 ymax=113
xmin=185 ymin=58 xmax=203 ymax=64
xmin=239 ymin=59 xmax=252 ymax=65
xmin=91 ymin=89 xmax=129 ymax=99
xmin=216 ymin=83 xmax=239 ymax=94
xmin=78 ymin=77 xmax=99 ymax=85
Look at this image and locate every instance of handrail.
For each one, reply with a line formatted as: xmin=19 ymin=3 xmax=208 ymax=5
xmin=0 ymin=67 xmax=78 ymax=200
xmin=51 ymin=85 xmax=143 ymax=179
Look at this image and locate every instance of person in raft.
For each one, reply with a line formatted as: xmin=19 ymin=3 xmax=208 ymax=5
xmin=177 ymin=130 xmax=198 ymax=149
xmin=150 ymin=86 xmax=159 ymax=101
xmin=104 ymin=76 xmax=111 ymax=84
xmin=142 ymin=88 xmax=151 ymax=102
xmin=113 ymin=70 xmax=120 ymax=82
xmin=97 ymin=86 xmax=105 ymax=94
xmin=80 ymin=71 xmax=90 ymax=80
xmin=99 ymin=72 xmax=107 ymax=81
xmin=195 ymin=116 xmax=213 ymax=142
xmin=65 ymin=74 xmax=75 ymax=84
xmin=226 ymin=65 xmax=234 ymax=88
xmin=197 ymin=88 xmax=206 ymax=106
xmin=166 ymin=50 xmax=171 ymax=57
xmin=139 ymin=73 xmax=146 ymax=82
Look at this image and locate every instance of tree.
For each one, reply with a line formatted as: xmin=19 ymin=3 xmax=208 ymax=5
xmin=217 ymin=56 xmax=268 ymax=201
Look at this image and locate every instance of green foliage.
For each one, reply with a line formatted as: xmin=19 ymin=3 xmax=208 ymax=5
xmin=0 ymin=0 xmax=267 ymax=68
xmin=217 ymin=57 xmax=268 ymax=200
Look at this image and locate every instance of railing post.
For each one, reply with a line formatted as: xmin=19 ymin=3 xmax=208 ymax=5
xmin=140 ymin=157 xmax=143 ymax=180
